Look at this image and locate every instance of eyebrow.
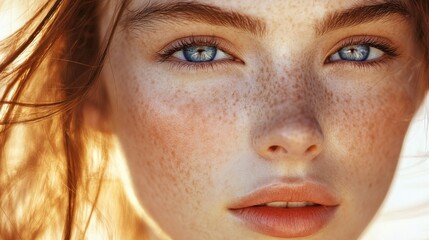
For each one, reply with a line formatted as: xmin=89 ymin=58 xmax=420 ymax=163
xmin=124 ymin=1 xmax=266 ymax=37
xmin=316 ymin=0 xmax=410 ymax=36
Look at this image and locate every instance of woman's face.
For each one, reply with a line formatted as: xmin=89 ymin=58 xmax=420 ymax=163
xmin=99 ymin=0 xmax=426 ymax=239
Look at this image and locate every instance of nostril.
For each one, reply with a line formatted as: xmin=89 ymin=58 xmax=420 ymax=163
xmin=305 ymin=144 xmax=319 ymax=154
xmin=268 ymin=145 xmax=278 ymax=152
xmin=268 ymin=145 xmax=288 ymax=153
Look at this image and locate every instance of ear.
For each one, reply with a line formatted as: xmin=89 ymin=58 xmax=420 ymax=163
xmin=82 ymin=81 xmax=113 ymax=134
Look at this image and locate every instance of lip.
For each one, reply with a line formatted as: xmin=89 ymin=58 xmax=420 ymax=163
xmin=228 ymin=181 xmax=339 ymax=238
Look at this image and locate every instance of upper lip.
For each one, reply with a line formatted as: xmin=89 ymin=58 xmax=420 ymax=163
xmin=228 ymin=180 xmax=340 ymax=209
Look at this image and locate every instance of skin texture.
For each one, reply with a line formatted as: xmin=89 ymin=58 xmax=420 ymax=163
xmin=97 ymin=0 xmax=427 ymax=239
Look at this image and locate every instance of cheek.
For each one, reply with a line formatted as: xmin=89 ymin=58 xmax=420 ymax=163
xmin=322 ymin=79 xmax=416 ymax=201
xmin=331 ymin=90 xmax=411 ymax=155
xmin=111 ymin=74 xmax=246 ymax=217
xmin=307 ymin=74 xmax=420 ymax=232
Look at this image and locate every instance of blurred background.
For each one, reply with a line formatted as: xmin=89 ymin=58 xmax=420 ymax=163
xmin=1 ymin=2 xmax=429 ymax=239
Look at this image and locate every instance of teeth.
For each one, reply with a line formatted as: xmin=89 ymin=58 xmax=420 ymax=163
xmin=264 ymin=202 xmax=315 ymax=208
xmin=287 ymin=202 xmax=314 ymax=208
xmin=265 ymin=202 xmax=288 ymax=208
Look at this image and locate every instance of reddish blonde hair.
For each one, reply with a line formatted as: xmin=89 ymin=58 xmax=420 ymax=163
xmin=0 ymin=0 xmax=146 ymax=239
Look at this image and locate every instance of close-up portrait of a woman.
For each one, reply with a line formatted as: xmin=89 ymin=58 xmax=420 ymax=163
xmin=0 ymin=0 xmax=429 ymax=239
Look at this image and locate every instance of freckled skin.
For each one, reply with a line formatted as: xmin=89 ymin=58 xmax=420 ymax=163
xmin=99 ymin=0 xmax=427 ymax=239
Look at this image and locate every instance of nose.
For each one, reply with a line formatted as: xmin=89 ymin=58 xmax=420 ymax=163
xmin=253 ymin=117 xmax=324 ymax=162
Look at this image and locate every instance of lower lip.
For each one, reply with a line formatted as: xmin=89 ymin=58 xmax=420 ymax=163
xmin=230 ymin=205 xmax=337 ymax=238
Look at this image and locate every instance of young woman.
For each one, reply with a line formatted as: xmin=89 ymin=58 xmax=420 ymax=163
xmin=1 ymin=0 xmax=428 ymax=239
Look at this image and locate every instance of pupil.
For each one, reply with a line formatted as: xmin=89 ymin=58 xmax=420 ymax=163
xmin=184 ymin=46 xmax=217 ymax=62
xmin=339 ymin=45 xmax=369 ymax=61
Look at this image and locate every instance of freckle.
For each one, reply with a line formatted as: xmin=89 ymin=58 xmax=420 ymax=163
xmin=170 ymin=149 xmax=176 ymax=158
xmin=344 ymin=97 xmax=351 ymax=104
xmin=213 ymin=97 xmax=220 ymax=104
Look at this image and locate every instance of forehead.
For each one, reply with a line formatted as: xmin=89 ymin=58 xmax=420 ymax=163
xmin=128 ymin=0 xmax=350 ymax=12
xmin=125 ymin=0 xmax=393 ymax=21
xmin=123 ymin=0 xmax=409 ymax=38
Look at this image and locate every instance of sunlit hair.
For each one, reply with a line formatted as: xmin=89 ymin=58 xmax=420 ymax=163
xmin=0 ymin=0 xmax=428 ymax=239
xmin=0 ymin=0 xmax=147 ymax=239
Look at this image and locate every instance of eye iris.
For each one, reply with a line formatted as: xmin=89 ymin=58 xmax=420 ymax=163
xmin=183 ymin=46 xmax=217 ymax=62
xmin=339 ymin=45 xmax=370 ymax=61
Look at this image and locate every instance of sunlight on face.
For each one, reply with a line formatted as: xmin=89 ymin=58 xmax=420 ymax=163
xmin=98 ymin=0 xmax=426 ymax=239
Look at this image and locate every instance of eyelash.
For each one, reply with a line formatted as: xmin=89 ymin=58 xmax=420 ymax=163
xmin=157 ymin=35 xmax=399 ymax=71
xmin=325 ymin=35 xmax=399 ymax=68
xmin=156 ymin=36 xmax=241 ymax=71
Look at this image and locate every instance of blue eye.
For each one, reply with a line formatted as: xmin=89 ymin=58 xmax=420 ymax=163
xmin=339 ymin=45 xmax=369 ymax=61
xmin=172 ymin=45 xmax=232 ymax=62
xmin=183 ymin=46 xmax=216 ymax=62
xmin=329 ymin=44 xmax=384 ymax=62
